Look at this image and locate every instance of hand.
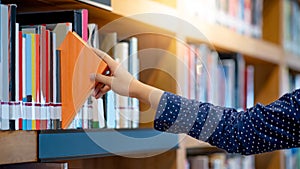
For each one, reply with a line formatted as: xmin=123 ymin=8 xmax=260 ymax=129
xmin=90 ymin=47 xmax=138 ymax=98
xmin=90 ymin=47 xmax=164 ymax=110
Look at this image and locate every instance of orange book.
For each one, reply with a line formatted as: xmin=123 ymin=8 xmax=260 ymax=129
xmin=58 ymin=31 xmax=108 ymax=129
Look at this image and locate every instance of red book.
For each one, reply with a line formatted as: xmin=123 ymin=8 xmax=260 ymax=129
xmin=18 ymin=31 xmax=23 ymax=101
xmin=36 ymin=34 xmax=40 ymax=103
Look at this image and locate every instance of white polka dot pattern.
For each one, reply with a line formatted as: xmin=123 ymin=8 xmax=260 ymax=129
xmin=154 ymin=90 xmax=300 ymax=155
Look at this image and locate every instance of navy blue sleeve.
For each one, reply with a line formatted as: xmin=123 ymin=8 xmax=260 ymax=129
xmin=154 ymin=89 xmax=300 ymax=155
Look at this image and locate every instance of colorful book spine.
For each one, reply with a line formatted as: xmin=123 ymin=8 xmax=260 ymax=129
xmin=25 ymin=33 xmax=32 ymax=102
xmin=114 ymin=42 xmax=129 ymax=128
xmin=8 ymin=4 xmax=17 ymax=102
xmin=22 ymin=35 xmax=26 ymax=102
xmin=1 ymin=5 xmax=9 ymax=102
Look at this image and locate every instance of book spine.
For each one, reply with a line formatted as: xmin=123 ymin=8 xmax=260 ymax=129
xmin=40 ymin=103 xmax=47 ymax=130
xmin=8 ymin=4 xmax=17 ymax=101
xmin=45 ymin=30 xmax=50 ymax=103
xmin=35 ymin=103 xmax=40 ymax=130
xmin=2 ymin=5 xmax=9 ymax=102
xmin=15 ymin=101 xmax=21 ymax=130
xmin=22 ymin=35 xmax=26 ymax=102
xmin=129 ymin=37 xmax=139 ymax=128
xmin=15 ymin=23 xmax=19 ymax=101
xmin=9 ymin=102 xmax=15 ymax=130
xmin=25 ymin=33 xmax=32 ymax=102
xmin=31 ymin=34 xmax=36 ymax=103
xmin=114 ymin=42 xmax=129 ymax=128
xmin=105 ymin=91 xmax=116 ymax=128
xmin=52 ymin=35 xmax=57 ymax=103
xmin=1 ymin=102 xmax=10 ymax=130
xmin=82 ymin=9 xmax=88 ymax=42
xmin=35 ymin=34 xmax=40 ymax=103
xmin=49 ymin=32 xmax=54 ymax=103
xmin=39 ymin=26 xmax=45 ymax=103
xmin=25 ymin=102 xmax=31 ymax=130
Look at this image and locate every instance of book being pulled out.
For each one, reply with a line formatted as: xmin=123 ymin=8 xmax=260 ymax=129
xmin=58 ymin=31 xmax=108 ymax=129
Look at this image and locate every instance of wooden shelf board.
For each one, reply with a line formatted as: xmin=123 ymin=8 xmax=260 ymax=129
xmin=39 ymin=128 xmax=178 ymax=162
xmin=0 ymin=131 xmax=38 ymax=165
xmin=184 ymin=17 xmax=282 ymax=64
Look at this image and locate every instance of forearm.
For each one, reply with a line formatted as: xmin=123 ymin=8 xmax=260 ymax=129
xmin=130 ymin=79 xmax=163 ymax=110
xmin=154 ymin=90 xmax=300 ymax=155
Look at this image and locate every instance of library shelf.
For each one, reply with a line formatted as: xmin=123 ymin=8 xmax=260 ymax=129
xmin=6 ymin=0 xmax=285 ymax=65
xmin=0 ymin=129 xmax=178 ymax=164
xmin=38 ymin=128 xmax=178 ymax=162
xmin=0 ymin=131 xmax=38 ymax=165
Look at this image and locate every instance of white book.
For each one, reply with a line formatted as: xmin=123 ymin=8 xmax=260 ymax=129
xmin=9 ymin=102 xmax=15 ymax=130
xmin=221 ymin=59 xmax=236 ymax=107
xmin=83 ymin=101 xmax=88 ymax=129
xmin=105 ymin=91 xmax=116 ymax=128
xmin=22 ymin=36 xmax=26 ymax=101
xmin=188 ymin=44 xmax=197 ymax=100
xmin=114 ymin=42 xmax=130 ymax=128
xmin=15 ymin=102 xmax=21 ymax=131
xmin=97 ymin=98 xmax=105 ymax=128
xmin=0 ymin=5 xmax=4 ymax=102
xmin=15 ymin=23 xmax=20 ymax=101
xmin=207 ymin=51 xmax=218 ymax=105
xmin=1 ymin=5 xmax=9 ymax=101
xmin=46 ymin=22 xmax=72 ymax=48
xmin=1 ymin=102 xmax=9 ymax=130
xmin=99 ymin=32 xmax=117 ymax=54
xmin=52 ymin=33 xmax=57 ymax=103
xmin=246 ymin=65 xmax=255 ymax=108
xmin=87 ymin=23 xmax=99 ymax=48
xmin=196 ymin=44 xmax=209 ymax=102
xmin=126 ymin=37 xmax=139 ymax=128
xmin=99 ymin=32 xmax=117 ymax=128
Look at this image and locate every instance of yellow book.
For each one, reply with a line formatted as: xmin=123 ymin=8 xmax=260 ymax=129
xmin=31 ymin=34 xmax=36 ymax=130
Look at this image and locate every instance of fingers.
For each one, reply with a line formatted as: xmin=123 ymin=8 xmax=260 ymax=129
xmin=91 ymin=73 xmax=112 ymax=87
xmin=91 ymin=47 xmax=117 ymax=70
xmin=94 ymin=84 xmax=111 ymax=99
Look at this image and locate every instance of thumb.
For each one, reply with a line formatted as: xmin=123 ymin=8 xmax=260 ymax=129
xmin=90 ymin=73 xmax=112 ymax=86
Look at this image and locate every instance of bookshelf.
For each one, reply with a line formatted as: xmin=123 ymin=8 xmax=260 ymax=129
xmin=1 ymin=0 xmax=299 ymax=169
xmin=0 ymin=131 xmax=37 ymax=165
xmin=39 ymin=129 xmax=178 ymax=162
xmin=0 ymin=129 xmax=178 ymax=167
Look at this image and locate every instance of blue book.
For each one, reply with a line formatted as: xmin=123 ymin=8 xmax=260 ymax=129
xmin=24 ymin=33 xmax=32 ymax=102
xmin=105 ymin=91 xmax=116 ymax=128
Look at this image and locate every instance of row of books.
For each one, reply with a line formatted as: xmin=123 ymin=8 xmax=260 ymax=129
xmin=187 ymin=153 xmax=255 ymax=169
xmin=184 ymin=44 xmax=254 ymax=110
xmin=91 ymin=29 xmax=140 ymax=129
xmin=283 ymin=0 xmax=300 ymax=56
xmin=184 ymin=0 xmax=263 ymax=38
xmin=0 ymin=4 xmax=140 ymax=130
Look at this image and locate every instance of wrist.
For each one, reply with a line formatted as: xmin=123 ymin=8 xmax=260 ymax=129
xmin=129 ymin=79 xmax=163 ymax=109
xmin=129 ymin=79 xmax=146 ymax=99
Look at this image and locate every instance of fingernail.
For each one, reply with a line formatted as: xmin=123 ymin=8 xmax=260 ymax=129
xmin=90 ymin=73 xmax=96 ymax=80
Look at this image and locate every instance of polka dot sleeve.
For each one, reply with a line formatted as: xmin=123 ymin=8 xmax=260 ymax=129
xmin=154 ymin=90 xmax=300 ymax=155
